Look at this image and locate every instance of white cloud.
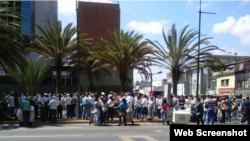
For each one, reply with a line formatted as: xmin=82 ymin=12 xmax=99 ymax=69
xmin=198 ymin=3 xmax=208 ymax=9
xmin=213 ymin=46 xmax=248 ymax=56
xmin=127 ymin=20 xmax=170 ymax=35
xmin=212 ymin=15 xmax=250 ymax=46
xmin=240 ymin=0 xmax=250 ymax=5
xmin=184 ymin=21 xmax=189 ymax=25
xmin=58 ymin=0 xmax=76 ymax=16
xmin=186 ymin=0 xmax=194 ymax=8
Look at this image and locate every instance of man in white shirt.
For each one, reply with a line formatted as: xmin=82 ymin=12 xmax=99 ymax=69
xmin=148 ymin=96 xmax=155 ymax=120
xmin=64 ymin=93 xmax=72 ymax=119
xmin=8 ymin=93 xmax=15 ymax=117
xmin=203 ymin=96 xmax=209 ymax=121
xmin=156 ymin=95 xmax=162 ymax=119
xmin=49 ymin=96 xmax=60 ymax=124
xmin=141 ymin=95 xmax=148 ymax=119
xmin=133 ymin=94 xmax=142 ymax=119
xmin=38 ymin=93 xmax=45 ymax=121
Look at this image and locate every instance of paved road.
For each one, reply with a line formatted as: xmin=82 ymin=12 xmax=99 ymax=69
xmin=0 ymin=123 xmax=169 ymax=141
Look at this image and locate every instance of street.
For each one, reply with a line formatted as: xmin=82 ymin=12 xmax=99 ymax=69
xmin=0 ymin=123 xmax=169 ymax=141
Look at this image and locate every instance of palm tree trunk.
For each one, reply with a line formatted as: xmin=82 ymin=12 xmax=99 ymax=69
xmin=56 ymin=70 xmax=62 ymax=94
xmin=120 ymin=73 xmax=126 ymax=92
xmin=172 ymin=69 xmax=181 ymax=96
xmin=89 ymin=71 xmax=94 ymax=92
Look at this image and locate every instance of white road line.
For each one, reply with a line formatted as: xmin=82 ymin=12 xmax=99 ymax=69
xmin=0 ymin=135 xmax=83 ymax=138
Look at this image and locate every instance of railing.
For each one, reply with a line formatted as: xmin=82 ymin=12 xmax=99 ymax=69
xmin=79 ymin=0 xmax=119 ymax=4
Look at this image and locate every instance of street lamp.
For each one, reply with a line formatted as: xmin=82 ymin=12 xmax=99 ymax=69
xmin=150 ymin=71 xmax=162 ymax=92
xmin=76 ymin=0 xmax=81 ymax=118
xmin=196 ymin=0 xmax=216 ymax=97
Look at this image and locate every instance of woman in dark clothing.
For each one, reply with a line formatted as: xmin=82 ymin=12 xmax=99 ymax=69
xmin=57 ymin=94 xmax=63 ymax=118
xmin=194 ymin=97 xmax=204 ymax=125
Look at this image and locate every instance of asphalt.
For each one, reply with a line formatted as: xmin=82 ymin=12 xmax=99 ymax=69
xmin=0 ymin=123 xmax=169 ymax=141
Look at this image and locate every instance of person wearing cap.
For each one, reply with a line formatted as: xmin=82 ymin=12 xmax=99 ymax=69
xmin=49 ymin=96 xmax=60 ymax=124
xmin=64 ymin=93 xmax=72 ymax=119
xmin=38 ymin=93 xmax=45 ymax=121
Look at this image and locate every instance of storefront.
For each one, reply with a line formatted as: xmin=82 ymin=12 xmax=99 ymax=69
xmin=235 ymin=60 xmax=250 ymax=97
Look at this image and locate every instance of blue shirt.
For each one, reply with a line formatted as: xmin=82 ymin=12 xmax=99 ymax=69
xmin=118 ymin=103 xmax=128 ymax=110
xmin=243 ymin=100 xmax=250 ymax=111
xmin=225 ymin=99 xmax=233 ymax=109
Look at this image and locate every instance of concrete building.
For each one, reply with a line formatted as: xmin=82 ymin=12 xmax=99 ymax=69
xmin=216 ymin=70 xmax=235 ymax=96
xmin=77 ymin=1 xmax=133 ymax=93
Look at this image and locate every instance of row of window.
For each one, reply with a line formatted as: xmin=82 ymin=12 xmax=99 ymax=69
xmin=237 ymin=80 xmax=250 ymax=89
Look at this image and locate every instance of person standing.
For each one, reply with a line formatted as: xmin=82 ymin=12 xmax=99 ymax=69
xmin=7 ymin=92 xmax=15 ymax=117
xmin=206 ymin=95 xmax=216 ymax=125
xmin=161 ymin=98 xmax=168 ymax=125
xmin=225 ymin=96 xmax=233 ymax=122
xmin=57 ymin=94 xmax=63 ymax=119
xmin=107 ymin=96 xmax=115 ymax=121
xmin=49 ymin=96 xmax=60 ymax=124
xmin=93 ymin=98 xmax=101 ymax=126
xmin=178 ymin=95 xmax=185 ymax=109
xmin=134 ymin=94 xmax=142 ymax=119
xmin=126 ymin=92 xmax=134 ymax=121
xmin=32 ymin=92 xmax=39 ymax=120
xmin=241 ymin=96 xmax=250 ymax=124
xmin=38 ymin=93 xmax=45 ymax=121
xmin=141 ymin=95 xmax=148 ymax=119
xmin=118 ymin=98 xmax=128 ymax=126
xmin=82 ymin=93 xmax=91 ymax=120
xmin=71 ymin=94 xmax=77 ymax=117
xmin=64 ymin=94 xmax=72 ymax=119
xmin=21 ymin=97 xmax=30 ymax=126
xmin=220 ymin=98 xmax=226 ymax=123
xmin=44 ymin=94 xmax=50 ymax=120
xmin=147 ymin=96 xmax=155 ymax=120
xmin=194 ymin=97 xmax=204 ymax=125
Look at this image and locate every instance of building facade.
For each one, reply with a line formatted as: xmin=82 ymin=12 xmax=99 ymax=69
xmin=216 ymin=70 xmax=235 ymax=96
xmin=78 ymin=2 xmax=133 ymax=93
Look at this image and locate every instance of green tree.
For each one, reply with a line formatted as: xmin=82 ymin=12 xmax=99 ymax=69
xmin=147 ymin=24 xmax=223 ymax=98
xmin=0 ymin=2 xmax=26 ymax=73
xmin=8 ymin=59 xmax=50 ymax=95
xmin=26 ymin=21 xmax=91 ymax=93
xmin=91 ymin=30 xmax=155 ymax=92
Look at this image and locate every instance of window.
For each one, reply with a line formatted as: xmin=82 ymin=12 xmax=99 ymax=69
xmin=221 ymin=79 xmax=229 ymax=86
xmin=53 ymin=71 xmax=72 ymax=85
xmin=237 ymin=81 xmax=245 ymax=89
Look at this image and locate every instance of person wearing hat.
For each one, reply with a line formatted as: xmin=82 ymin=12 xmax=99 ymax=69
xmin=49 ymin=96 xmax=60 ymax=124
xmin=38 ymin=93 xmax=45 ymax=121
xmin=64 ymin=93 xmax=72 ymax=119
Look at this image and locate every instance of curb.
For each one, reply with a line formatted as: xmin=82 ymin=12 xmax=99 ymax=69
xmin=1 ymin=120 xmax=163 ymax=124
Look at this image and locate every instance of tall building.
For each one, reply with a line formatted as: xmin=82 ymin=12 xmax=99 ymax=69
xmin=0 ymin=1 xmax=59 ymax=93
xmin=78 ymin=1 xmax=133 ymax=93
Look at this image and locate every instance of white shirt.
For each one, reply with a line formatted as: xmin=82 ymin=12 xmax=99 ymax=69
xmin=134 ymin=97 xmax=141 ymax=107
xmin=107 ymin=99 xmax=115 ymax=107
xmin=89 ymin=96 xmax=95 ymax=105
xmin=32 ymin=95 xmax=39 ymax=105
xmin=49 ymin=99 xmax=60 ymax=110
xmin=141 ymin=98 xmax=148 ymax=107
xmin=126 ymin=96 xmax=134 ymax=108
xmin=156 ymin=98 xmax=162 ymax=109
xmin=64 ymin=97 xmax=72 ymax=105
xmin=8 ymin=96 xmax=14 ymax=107
xmin=38 ymin=96 xmax=45 ymax=107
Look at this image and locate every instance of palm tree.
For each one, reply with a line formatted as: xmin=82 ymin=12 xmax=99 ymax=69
xmin=26 ymin=21 xmax=91 ymax=94
xmin=69 ymin=45 xmax=111 ymax=92
xmin=147 ymin=24 xmax=223 ymax=98
xmin=8 ymin=59 xmax=50 ymax=95
xmin=90 ymin=30 xmax=155 ymax=92
xmin=0 ymin=2 xmax=26 ymax=73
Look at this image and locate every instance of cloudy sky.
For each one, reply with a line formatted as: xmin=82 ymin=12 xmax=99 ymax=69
xmin=58 ymin=0 xmax=250 ymax=84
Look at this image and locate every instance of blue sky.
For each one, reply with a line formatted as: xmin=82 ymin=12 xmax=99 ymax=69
xmin=58 ymin=0 xmax=250 ymax=83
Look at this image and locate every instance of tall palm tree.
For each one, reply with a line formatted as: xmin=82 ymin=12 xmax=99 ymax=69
xmin=0 ymin=2 xmax=26 ymax=73
xmin=26 ymin=21 xmax=91 ymax=94
xmin=147 ymin=24 xmax=223 ymax=98
xmin=69 ymin=45 xmax=111 ymax=92
xmin=8 ymin=59 xmax=50 ymax=95
xmin=91 ymin=30 xmax=155 ymax=92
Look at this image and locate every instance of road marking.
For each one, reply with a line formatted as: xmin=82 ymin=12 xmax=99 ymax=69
xmin=155 ymin=129 xmax=168 ymax=132
xmin=118 ymin=135 xmax=158 ymax=141
xmin=0 ymin=135 xmax=82 ymax=138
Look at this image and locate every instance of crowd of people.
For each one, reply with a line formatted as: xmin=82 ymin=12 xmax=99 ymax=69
xmin=170 ymin=94 xmax=250 ymax=125
xmin=0 ymin=91 xmax=169 ymax=126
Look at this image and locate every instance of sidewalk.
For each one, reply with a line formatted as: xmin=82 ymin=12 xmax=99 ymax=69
xmin=1 ymin=118 xmax=242 ymax=125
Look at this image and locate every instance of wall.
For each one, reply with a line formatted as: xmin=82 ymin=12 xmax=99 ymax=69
xmin=216 ymin=72 xmax=235 ymax=94
xmin=78 ymin=2 xmax=120 ymax=43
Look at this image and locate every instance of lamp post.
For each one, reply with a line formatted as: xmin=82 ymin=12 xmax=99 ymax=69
xmin=150 ymin=71 xmax=162 ymax=92
xmin=76 ymin=0 xmax=81 ymax=118
xmin=196 ymin=0 xmax=216 ymax=97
